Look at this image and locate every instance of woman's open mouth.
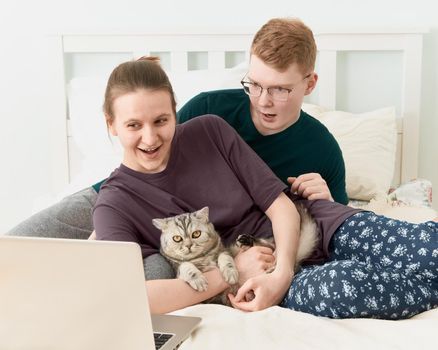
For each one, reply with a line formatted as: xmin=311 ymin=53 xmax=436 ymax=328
xmin=139 ymin=146 xmax=160 ymax=155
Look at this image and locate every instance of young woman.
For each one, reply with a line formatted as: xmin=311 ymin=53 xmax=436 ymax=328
xmin=93 ymin=57 xmax=438 ymax=319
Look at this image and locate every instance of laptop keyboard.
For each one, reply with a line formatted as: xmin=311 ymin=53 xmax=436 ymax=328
xmin=154 ymin=332 xmax=174 ymax=349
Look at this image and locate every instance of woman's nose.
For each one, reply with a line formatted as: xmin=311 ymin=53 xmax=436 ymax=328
xmin=141 ymin=126 xmax=158 ymax=146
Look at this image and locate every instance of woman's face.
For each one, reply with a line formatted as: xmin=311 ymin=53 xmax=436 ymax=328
xmin=109 ymin=89 xmax=176 ymax=174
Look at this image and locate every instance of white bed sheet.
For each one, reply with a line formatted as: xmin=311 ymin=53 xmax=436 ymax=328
xmin=174 ymin=305 xmax=437 ymax=350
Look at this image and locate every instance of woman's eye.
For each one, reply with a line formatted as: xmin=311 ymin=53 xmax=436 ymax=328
xmin=192 ymin=230 xmax=201 ymax=239
xmin=127 ymin=123 xmax=140 ymax=128
xmin=172 ymin=235 xmax=182 ymax=243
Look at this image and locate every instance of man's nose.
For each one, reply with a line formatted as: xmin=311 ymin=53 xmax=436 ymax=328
xmin=257 ymin=89 xmax=273 ymax=107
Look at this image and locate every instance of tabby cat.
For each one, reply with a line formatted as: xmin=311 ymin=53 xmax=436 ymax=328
xmin=152 ymin=205 xmax=318 ymax=305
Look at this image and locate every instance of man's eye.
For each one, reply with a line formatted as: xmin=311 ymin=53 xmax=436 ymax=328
xmin=273 ymin=87 xmax=286 ymax=93
xmin=127 ymin=123 xmax=140 ymax=128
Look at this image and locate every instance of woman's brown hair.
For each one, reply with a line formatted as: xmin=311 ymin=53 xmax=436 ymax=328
xmin=103 ymin=56 xmax=177 ymax=125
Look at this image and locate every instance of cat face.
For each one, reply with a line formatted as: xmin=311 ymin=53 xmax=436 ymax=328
xmin=152 ymin=207 xmax=220 ymax=260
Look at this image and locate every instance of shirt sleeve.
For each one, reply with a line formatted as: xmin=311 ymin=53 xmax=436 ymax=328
xmin=93 ymin=203 xmax=159 ymax=258
xmin=93 ymin=204 xmax=137 ymax=242
xmin=206 ymin=116 xmax=287 ymax=212
xmin=322 ymin=139 xmax=349 ymax=205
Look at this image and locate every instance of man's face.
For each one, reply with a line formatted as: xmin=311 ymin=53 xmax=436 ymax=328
xmin=246 ymin=55 xmax=317 ymax=135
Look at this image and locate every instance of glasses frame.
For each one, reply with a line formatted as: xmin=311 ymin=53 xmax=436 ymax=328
xmin=240 ymin=73 xmax=312 ymax=102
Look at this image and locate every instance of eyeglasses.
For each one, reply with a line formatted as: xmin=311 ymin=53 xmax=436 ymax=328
xmin=240 ymin=73 xmax=311 ymax=102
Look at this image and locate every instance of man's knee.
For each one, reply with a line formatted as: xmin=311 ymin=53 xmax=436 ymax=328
xmin=7 ymin=187 xmax=97 ymax=240
xmin=144 ymin=254 xmax=175 ymax=280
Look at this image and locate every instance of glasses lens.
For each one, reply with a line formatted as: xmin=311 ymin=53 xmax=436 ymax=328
xmin=241 ymin=83 xmax=251 ymax=95
xmin=243 ymin=82 xmax=262 ymax=97
xmin=270 ymin=88 xmax=289 ymax=101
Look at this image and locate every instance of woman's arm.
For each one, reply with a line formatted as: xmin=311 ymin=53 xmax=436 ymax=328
xmin=146 ymin=268 xmax=229 ymax=314
xmin=229 ymin=192 xmax=300 ymax=311
xmin=93 ymin=206 xmax=230 ymax=313
xmin=267 ymin=192 xmax=300 ymax=279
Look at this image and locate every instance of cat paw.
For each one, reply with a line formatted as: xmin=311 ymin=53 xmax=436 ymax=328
xmin=187 ymin=274 xmax=208 ymax=292
xmin=178 ymin=262 xmax=207 ymax=291
xmin=223 ymin=267 xmax=239 ymax=285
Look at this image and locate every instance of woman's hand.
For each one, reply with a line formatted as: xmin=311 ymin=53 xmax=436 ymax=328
xmin=234 ymin=246 xmax=275 ymax=286
xmin=288 ymin=173 xmax=333 ymax=201
xmin=228 ymin=269 xmax=293 ymax=311
xmin=230 ymin=192 xmax=299 ymax=311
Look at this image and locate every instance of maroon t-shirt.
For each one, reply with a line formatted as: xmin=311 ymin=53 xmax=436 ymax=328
xmin=289 ymin=194 xmax=361 ymax=264
xmin=93 ymin=115 xmax=361 ymax=263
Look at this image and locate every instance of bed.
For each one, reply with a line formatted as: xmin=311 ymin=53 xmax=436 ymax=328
xmin=45 ymin=27 xmax=437 ymax=349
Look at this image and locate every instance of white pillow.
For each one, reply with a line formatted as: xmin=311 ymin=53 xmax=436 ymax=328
xmin=302 ymin=104 xmax=397 ymax=201
xmin=168 ymin=62 xmax=247 ymax=108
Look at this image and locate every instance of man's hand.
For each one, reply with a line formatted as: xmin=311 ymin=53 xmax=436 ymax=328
xmin=288 ymin=173 xmax=333 ymax=201
xmin=228 ymin=270 xmax=292 ymax=311
xmin=234 ymin=246 xmax=275 ymax=286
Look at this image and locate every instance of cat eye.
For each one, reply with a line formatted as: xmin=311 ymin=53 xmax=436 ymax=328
xmin=191 ymin=230 xmax=201 ymax=239
xmin=172 ymin=235 xmax=183 ymax=243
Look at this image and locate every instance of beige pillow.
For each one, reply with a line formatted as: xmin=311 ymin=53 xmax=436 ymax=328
xmin=302 ymin=104 xmax=397 ymax=201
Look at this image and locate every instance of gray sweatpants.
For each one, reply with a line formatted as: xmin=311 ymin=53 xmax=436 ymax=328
xmin=6 ymin=187 xmax=175 ymax=280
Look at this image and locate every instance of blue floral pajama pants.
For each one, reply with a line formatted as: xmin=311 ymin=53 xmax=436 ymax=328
xmin=280 ymin=212 xmax=438 ymax=319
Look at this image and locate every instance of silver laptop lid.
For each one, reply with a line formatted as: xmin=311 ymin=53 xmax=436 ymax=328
xmin=0 ymin=236 xmax=155 ymax=350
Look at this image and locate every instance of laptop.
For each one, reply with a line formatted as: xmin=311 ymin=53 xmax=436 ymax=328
xmin=0 ymin=236 xmax=201 ymax=350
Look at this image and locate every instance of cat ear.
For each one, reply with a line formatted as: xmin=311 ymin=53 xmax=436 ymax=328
xmin=152 ymin=218 xmax=167 ymax=230
xmin=195 ymin=207 xmax=209 ymax=222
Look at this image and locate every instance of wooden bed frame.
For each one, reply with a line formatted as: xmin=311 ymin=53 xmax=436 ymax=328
xmin=45 ymin=27 xmax=426 ymax=195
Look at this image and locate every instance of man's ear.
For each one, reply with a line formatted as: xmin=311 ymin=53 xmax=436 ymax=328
xmin=106 ymin=116 xmax=117 ymax=136
xmin=304 ymin=73 xmax=318 ymax=96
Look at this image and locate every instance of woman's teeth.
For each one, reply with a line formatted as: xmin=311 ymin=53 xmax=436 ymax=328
xmin=140 ymin=146 xmax=159 ymax=154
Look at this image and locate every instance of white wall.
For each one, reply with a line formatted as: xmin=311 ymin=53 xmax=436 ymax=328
xmin=1 ymin=0 xmax=437 ymax=232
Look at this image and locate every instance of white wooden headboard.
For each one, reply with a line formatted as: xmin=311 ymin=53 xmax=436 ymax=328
xmin=46 ymin=28 xmax=426 ymax=195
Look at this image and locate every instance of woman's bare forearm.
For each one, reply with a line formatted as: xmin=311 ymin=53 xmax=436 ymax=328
xmin=266 ymin=192 xmax=300 ymax=277
xmin=146 ymin=268 xmax=229 ymax=314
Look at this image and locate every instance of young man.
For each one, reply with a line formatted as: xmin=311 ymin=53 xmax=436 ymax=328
xmin=8 ymin=18 xmax=348 ymax=280
xmin=178 ymin=18 xmax=347 ymax=205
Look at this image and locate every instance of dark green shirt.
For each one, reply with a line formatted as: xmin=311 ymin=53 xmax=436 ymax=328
xmin=177 ymin=89 xmax=348 ymax=204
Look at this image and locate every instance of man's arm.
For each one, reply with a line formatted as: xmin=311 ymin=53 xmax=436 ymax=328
xmin=288 ymin=173 xmax=334 ymax=201
xmin=320 ymin=139 xmax=349 ymax=204
xmin=288 ymin=134 xmax=348 ymax=204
